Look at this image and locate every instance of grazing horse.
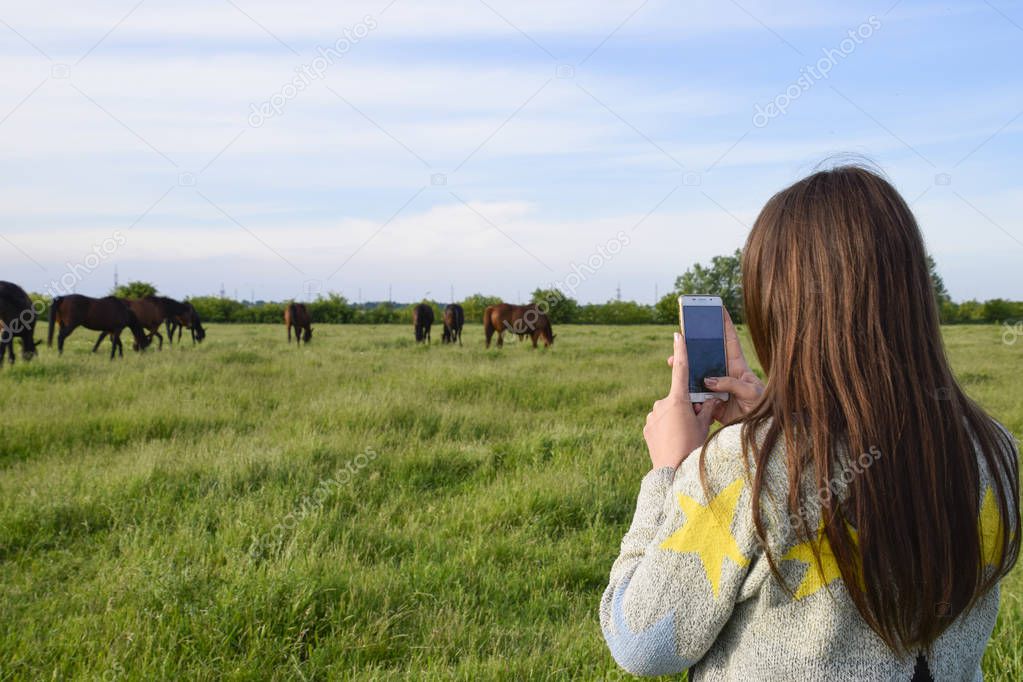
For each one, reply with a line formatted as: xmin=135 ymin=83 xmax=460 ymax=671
xmin=483 ymin=303 xmax=556 ymax=349
xmin=412 ymin=303 xmax=434 ymax=343
xmin=0 ymin=281 xmax=39 ymax=366
xmin=442 ymin=303 xmax=464 ymax=345
xmin=160 ymin=297 xmax=206 ymax=345
xmin=285 ymin=303 xmax=313 ymax=344
xmin=124 ymin=298 xmax=169 ymax=350
xmin=48 ymin=295 xmax=151 ymax=359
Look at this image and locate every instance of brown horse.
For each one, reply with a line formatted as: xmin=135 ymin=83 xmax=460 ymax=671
xmin=124 ymin=298 xmax=169 ymax=350
xmin=0 ymin=281 xmax=39 ymax=366
xmin=48 ymin=295 xmax=151 ymax=359
xmin=285 ymin=303 xmax=313 ymax=344
xmin=412 ymin=303 xmax=434 ymax=343
xmin=442 ymin=303 xmax=464 ymax=346
xmin=483 ymin=303 xmax=555 ymax=348
xmin=159 ymin=297 xmax=206 ymax=345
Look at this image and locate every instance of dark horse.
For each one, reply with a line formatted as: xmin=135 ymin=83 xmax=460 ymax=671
xmin=159 ymin=297 xmax=206 ymax=345
xmin=285 ymin=303 xmax=313 ymax=344
xmin=484 ymin=303 xmax=555 ymax=349
xmin=48 ymin=295 xmax=151 ymax=359
xmin=412 ymin=303 xmax=434 ymax=343
xmin=124 ymin=297 xmax=170 ymax=350
xmin=442 ymin=303 xmax=464 ymax=345
xmin=0 ymin=281 xmax=39 ymax=366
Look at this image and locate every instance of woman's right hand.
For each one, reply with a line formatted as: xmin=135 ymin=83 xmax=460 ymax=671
xmin=668 ymin=309 xmax=765 ymax=425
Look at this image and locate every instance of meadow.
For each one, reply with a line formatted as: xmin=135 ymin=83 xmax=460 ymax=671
xmin=1 ymin=323 xmax=1021 ymax=680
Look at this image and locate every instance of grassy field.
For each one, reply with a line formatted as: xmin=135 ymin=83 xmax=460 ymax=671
xmin=0 ymin=323 xmax=1021 ymax=680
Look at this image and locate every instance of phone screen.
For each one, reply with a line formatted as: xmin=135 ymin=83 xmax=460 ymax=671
xmin=682 ymin=304 xmax=727 ymax=395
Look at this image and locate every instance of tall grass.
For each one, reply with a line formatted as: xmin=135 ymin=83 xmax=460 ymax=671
xmin=0 ymin=324 xmax=1019 ymax=680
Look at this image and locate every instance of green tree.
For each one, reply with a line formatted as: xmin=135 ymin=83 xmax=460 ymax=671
xmin=924 ymin=255 xmax=953 ymax=325
xmin=654 ymin=292 xmax=680 ymax=324
xmin=927 ymin=254 xmax=952 ymax=309
xmin=956 ymin=299 xmax=985 ymax=323
xmin=358 ymin=302 xmax=400 ymax=324
xmin=113 ymin=281 xmax=157 ymax=299
xmin=530 ymin=288 xmax=578 ymax=323
xmin=674 ymin=249 xmax=744 ymax=323
xmin=939 ymin=300 xmax=959 ymax=325
xmin=187 ymin=296 xmax=245 ymax=322
xmin=460 ymin=294 xmax=502 ymax=324
xmin=982 ymin=298 xmax=1015 ymax=323
xmin=307 ymin=293 xmax=355 ymax=323
xmin=576 ymin=300 xmax=653 ymax=324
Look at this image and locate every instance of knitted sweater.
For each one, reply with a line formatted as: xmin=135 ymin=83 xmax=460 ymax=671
xmin=600 ymin=423 xmax=1008 ymax=681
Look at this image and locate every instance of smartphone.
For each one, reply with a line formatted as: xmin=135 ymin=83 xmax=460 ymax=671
xmin=678 ymin=295 xmax=729 ymax=403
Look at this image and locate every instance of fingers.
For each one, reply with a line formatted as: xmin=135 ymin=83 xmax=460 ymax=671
xmin=668 ymin=332 xmax=689 ymax=400
xmin=703 ymin=375 xmax=761 ymax=401
xmin=723 ymin=308 xmax=748 ymax=375
xmin=697 ymin=398 xmax=719 ymax=430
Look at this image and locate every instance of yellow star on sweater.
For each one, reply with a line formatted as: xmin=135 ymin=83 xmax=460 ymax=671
xmin=783 ymin=521 xmax=858 ymax=600
xmin=660 ymin=478 xmax=749 ymax=599
xmin=980 ymin=485 xmax=1005 ymax=567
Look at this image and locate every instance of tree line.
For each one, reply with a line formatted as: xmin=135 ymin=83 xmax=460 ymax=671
xmin=24 ymin=253 xmax=1021 ymax=326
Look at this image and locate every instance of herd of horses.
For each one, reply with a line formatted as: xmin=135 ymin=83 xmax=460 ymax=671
xmin=410 ymin=303 xmax=466 ymax=344
xmin=0 ymin=280 xmax=206 ymax=364
xmin=1 ymin=279 xmax=557 ymax=368
xmin=284 ymin=301 xmax=556 ymax=348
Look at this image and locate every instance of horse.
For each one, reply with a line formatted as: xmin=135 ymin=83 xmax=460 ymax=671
xmin=285 ymin=303 xmax=313 ymax=344
xmin=442 ymin=303 xmax=464 ymax=345
xmin=48 ymin=294 xmax=151 ymax=359
xmin=159 ymin=297 xmax=206 ymax=345
xmin=0 ymin=281 xmax=39 ymax=366
xmin=483 ymin=303 xmax=555 ymax=349
xmin=124 ymin=297 xmax=169 ymax=350
xmin=412 ymin=303 xmax=434 ymax=343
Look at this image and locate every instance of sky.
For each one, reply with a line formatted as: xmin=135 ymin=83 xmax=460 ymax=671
xmin=1 ymin=0 xmax=1021 ymax=304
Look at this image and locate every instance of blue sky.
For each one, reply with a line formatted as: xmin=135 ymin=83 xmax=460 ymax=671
xmin=1 ymin=0 xmax=1021 ymax=304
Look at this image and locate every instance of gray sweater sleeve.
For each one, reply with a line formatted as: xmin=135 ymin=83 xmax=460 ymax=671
xmin=600 ymin=433 xmax=758 ymax=676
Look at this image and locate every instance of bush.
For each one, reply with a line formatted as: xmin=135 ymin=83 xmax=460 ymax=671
xmin=112 ymin=281 xmax=158 ymax=299
xmin=168 ymin=293 xmax=1023 ymax=326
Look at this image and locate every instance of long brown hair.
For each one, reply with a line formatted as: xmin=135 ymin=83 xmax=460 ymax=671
xmin=736 ymin=164 xmax=1019 ymax=653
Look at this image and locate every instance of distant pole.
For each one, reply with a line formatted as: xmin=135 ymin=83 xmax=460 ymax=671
xmin=616 ymin=282 xmax=621 ymax=301
xmin=220 ymin=283 xmax=225 ymax=298
xmin=113 ymin=265 xmax=119 ymax=290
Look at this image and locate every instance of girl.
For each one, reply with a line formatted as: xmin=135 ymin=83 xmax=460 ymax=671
xmin=601 ymin=165 xmax=1019 ymax=680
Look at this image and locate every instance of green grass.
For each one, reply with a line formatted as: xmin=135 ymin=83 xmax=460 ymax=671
xmin=0 ymin=324 xmax=1020 ymax=680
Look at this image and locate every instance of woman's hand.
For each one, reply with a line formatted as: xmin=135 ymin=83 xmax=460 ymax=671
xmin=644 ymin=332 xmax=718 ymax=470
xmin=667 ymin=309 xmax=765 ymax=425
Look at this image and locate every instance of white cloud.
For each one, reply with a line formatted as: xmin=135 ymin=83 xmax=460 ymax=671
xmin=0 ymin=0 xmax=1019 ymax=302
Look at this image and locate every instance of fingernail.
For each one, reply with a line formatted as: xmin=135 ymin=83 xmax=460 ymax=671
xmin=704 ymin=377 xmax=718 ymax=387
